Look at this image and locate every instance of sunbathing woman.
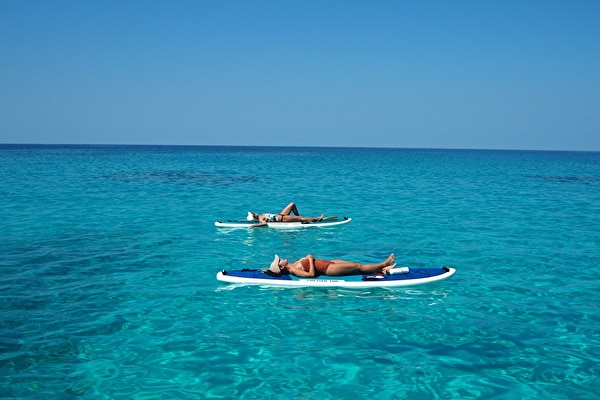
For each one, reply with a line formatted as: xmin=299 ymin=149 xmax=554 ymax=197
xmin=268 ymin=253 xmax=396 ymax=277
xmin=248 ymin=202 xmax=323 ymax=227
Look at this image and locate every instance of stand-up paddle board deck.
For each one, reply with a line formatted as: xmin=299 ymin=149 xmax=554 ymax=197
xmin=216 ymin=267 xmax=456 ymax=288
xmin=215 ymin=217 xmax=352 ymax=229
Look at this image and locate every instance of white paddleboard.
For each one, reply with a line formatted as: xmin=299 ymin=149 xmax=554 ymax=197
xmin=215 ymin=217 xmax=352 ymax=229
xmin=216 ymin=267 xmax=456 ymax=288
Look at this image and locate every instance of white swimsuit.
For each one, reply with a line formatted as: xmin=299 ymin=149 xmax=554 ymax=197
xmin=263 ymin=213 xmax=279 ymax=222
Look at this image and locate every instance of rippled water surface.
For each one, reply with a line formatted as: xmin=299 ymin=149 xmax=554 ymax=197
xmin=1 ymin=145 xmax=599 ymax=399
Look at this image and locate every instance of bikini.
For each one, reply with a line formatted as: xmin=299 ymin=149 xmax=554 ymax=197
xmin=263 ymin=213 xmax=281 ymax=222
xmin=300 ymin=258 xmax=332 ymax=276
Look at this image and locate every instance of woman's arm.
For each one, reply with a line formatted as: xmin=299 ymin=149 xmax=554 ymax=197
xmin=288 ymin=255 xmax=317 ymax=278
xmin=306 ymin=254 xmax=316 ymax=277
xmin=251 ymin=215 xmax=268 ymax=228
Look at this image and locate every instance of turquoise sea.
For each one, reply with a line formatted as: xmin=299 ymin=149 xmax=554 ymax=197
xmin=1 ymin=145 xmax=599 ymax=399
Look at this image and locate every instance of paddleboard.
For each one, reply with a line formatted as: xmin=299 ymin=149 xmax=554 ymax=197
xmin=214 ymin=216 xmax=352 ymax=229
xmin=216 ymin=266 xmax=456 ymax=288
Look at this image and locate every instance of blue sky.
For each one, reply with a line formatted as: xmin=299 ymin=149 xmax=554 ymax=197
xmin=1 ymin=1 xmax=599 ymax=150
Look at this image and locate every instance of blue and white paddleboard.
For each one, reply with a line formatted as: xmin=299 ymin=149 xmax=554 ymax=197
xmin=214 ymin=217 xmax=352 ymax=229
xmin=216 ymin=267 xmax=456 ymax=288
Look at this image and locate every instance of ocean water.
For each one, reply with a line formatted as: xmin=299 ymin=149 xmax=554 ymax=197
xmin=1 ymin=144 xmax=599 ymax=399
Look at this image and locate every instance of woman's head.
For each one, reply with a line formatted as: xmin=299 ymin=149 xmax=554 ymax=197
xmin=268 ymin=255 xmax=289 ymax=274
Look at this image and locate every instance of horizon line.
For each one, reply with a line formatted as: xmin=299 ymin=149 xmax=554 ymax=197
xmin=0 ymin=143 xmax=598 ymax=153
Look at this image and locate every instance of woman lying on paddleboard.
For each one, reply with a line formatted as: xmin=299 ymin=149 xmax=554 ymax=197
xmin=248 ymin=202 xmax=323 ymax=227
xmin=268 ymin=253 xmax=396 ymax=277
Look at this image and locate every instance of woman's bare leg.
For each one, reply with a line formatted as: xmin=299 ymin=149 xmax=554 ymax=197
xmin=279 ymin=202 xmax=299 ymax=216
xmin=279 ymin=214 xmax=323 ymax=222
xmin=326 ymin=254 xmax=395 ymax=275
xmin=278 ymin=203 xmax=323 ymax=222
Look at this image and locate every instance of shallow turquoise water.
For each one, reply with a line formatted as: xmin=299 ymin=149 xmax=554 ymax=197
xmin=1 ymin=145 xmax=599 ymax=399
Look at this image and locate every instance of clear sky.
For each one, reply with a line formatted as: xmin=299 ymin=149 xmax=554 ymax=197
xmin=1 ymin=1 xmax=599 ymax=150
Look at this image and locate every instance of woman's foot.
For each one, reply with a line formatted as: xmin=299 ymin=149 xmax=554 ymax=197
xmin=382 ymin=264 xmax=397 ymax=274
xmin=384 ymin=253 xmax=395 ymax=266
xmin=380 ymin=254 xmax=396 ymax=274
